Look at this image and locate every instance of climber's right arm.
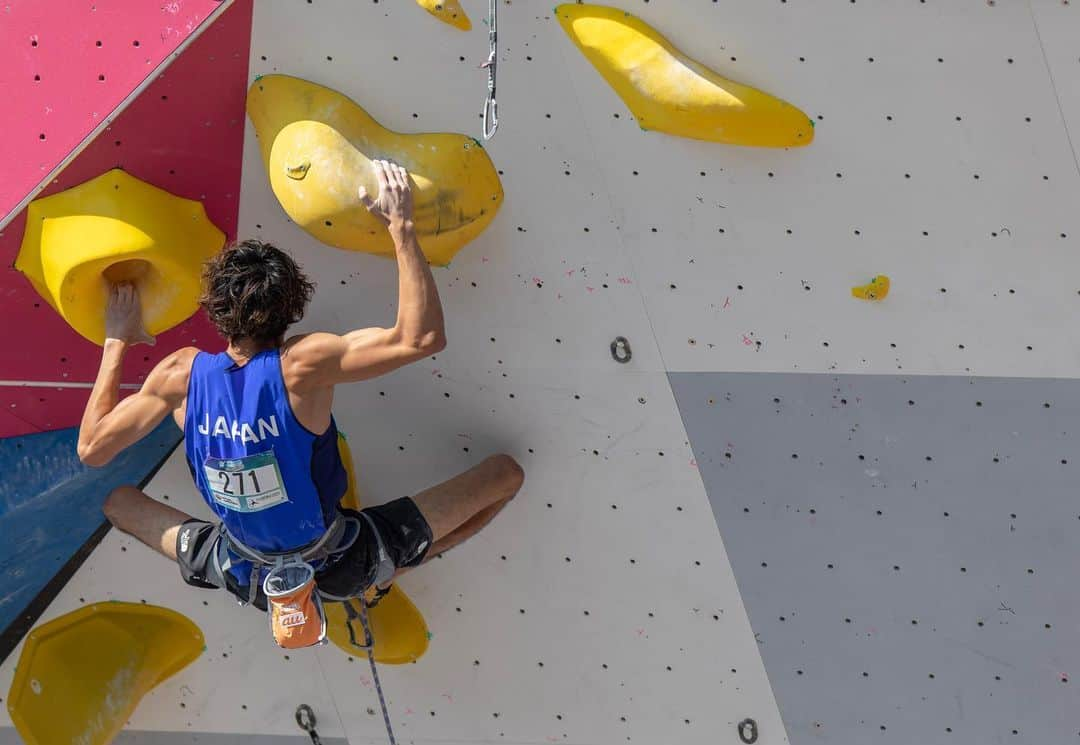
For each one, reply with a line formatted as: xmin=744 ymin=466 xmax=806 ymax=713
xmin=284 ymin=160 xmax=445 ymax=390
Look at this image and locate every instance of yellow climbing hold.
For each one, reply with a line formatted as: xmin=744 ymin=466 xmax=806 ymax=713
xmin=325 ymin=433 xmax=430 ymax=664
xmin=8 ymin=602 xmax=204 ymax=745
xmin=416 ymin=0 xmax=472 ymax=30
xmin=15 ymin=169 xmax=225 ymax=345
xmin=247 ymin=75 xmax=504 ymax=266
xmin=851 ymin=275 xmax=891 ymax=301
xmin=555 ymin=4 xmax=814 ymax=147
xmin=324 ymin=588 xmax=430 ymax=665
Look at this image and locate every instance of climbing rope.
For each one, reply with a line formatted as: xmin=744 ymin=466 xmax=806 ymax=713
xmin=343 ymin=599 xmax=398 ymax=745
xmin=480 ymin=0 xmax=499 ymax=140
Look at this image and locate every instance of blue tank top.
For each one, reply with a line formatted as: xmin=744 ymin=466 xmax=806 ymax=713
xmin=183 ymin=349 xmax=347 ymax=555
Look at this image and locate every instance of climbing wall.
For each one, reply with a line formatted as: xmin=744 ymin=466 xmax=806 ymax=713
xmin=1 ymin=0 xmax=1080 ymax=744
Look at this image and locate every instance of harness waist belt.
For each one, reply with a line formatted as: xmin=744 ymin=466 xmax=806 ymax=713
xmin=223 ymin=514 xmax=353 ymax=566
xmin=217 ymin=514 xmax=359 ymax=607
xmin=215 ymin=512 xmax=395 ymax=606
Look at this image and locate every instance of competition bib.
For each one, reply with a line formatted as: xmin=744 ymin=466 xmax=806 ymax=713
xmin=202 ymin=451 xmax=288 ymax=512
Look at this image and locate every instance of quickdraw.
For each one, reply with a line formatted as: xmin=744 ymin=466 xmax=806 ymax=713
xmin=480 ymin=0 xmax=499 ymax=140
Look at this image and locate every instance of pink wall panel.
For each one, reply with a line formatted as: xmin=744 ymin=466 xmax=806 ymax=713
xmin=0 ymin=0 xmax=235 ymax=227
xmin=0 ymin=388 xmax=97 ymax=433
xmin=0 ymin=0 xmax=253 ymax=439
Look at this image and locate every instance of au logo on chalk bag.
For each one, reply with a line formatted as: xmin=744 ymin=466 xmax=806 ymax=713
xmin=264 ymin=561 xmax=327 ymax=649
xmin=203 ymin=451 xmax=288 ymax=512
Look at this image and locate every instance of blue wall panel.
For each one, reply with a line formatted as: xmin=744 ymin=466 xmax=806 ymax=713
xmin=0 ymin=420 xmax=181 ymax=633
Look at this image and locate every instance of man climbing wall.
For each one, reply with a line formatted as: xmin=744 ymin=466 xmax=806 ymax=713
xmin=75 ymin=160 xmax=524 ymax=635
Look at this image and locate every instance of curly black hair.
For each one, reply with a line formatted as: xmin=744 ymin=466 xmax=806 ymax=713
xmin=199 ymin=240 xmax=315 ymax=345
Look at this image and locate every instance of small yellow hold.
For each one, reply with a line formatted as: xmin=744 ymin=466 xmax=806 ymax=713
xmin=416 ymin=0 xmax=472 ymax=30
xmin=247 ymin=75 xmax=504 ymax=266
xmin=8 ymin=603 xmax=203 ymax=745
xmin=15 ymin=169 xmax=225 ymax=345
xmin=851 ymin=275 xmax=891 ymax=301
xmin=556 ymin=4 xmax=814 ymax=147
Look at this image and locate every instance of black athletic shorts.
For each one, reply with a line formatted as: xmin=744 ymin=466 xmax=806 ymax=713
xmin=175 ymin=497 xmax=433 ymax=609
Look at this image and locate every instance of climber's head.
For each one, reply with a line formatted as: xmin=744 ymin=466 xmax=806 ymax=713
xmin=200 ymin=239 xmax=315 ymax=346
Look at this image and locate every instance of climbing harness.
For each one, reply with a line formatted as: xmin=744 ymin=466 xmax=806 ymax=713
xmin=480 ymin=0 xmax=499 ymax=140
xmin=216 ymin=513 xmax=358 ymax=610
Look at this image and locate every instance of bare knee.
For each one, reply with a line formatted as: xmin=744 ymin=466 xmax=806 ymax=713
xmin=486 ymin=454 xmax=524 ymax=500
xmin=102 ymin=485 xmax=145 ymax=530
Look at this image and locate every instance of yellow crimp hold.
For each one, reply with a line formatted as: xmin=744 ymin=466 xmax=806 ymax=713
xmin=416 ymin=0 xmax=472 ymax=30
xmin=556 ymin=4 xmax=814 ymax=147
xmin=15 ymin=169 xmax=225 ymax=345
xmin=247 ymin=75 xmax=504 ymax=266
xmin=325 ymin=434 xmax=430 ymax=664
xmin=8 ymin=602 xmax=204 ymax=745
xmin=851 ymin=275 xmax=891 ymax=301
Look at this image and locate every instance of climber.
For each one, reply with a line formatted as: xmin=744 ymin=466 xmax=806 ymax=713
xmin=76 ymin=160 xmax=524 ymax=612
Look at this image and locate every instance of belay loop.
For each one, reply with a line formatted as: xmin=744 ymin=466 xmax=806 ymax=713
xmin=480 ymin=0 xmax=499 ymax=140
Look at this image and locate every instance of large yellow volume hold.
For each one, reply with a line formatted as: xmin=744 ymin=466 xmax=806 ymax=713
xmin=15 ymin=169 xmax=225 ymax=345
xmin=8 ymin=602 xmax=204 ymax=745
xmin=247 ymin=75 xmax=504 ymax=266
xmin=416 ymin=0 xmax=472 ymax=30
xmin=555 ymin=4 xmax=814 ymax=147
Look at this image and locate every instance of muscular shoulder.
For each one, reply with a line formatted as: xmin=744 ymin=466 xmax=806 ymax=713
xmin=145 ymin=346 xmax=200 ymax=401
xmin=280 ymin=333 xmax=340 ymax=392
xmin=282 ymin=332 xmax=337 ymax=357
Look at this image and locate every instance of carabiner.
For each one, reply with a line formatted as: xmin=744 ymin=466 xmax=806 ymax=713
xmin=482 ymin=96 xmax=499 ymax=140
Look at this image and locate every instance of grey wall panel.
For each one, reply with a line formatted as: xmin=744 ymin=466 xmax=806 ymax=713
xmin=671 ymin=372 xmax=1079 ymax=744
